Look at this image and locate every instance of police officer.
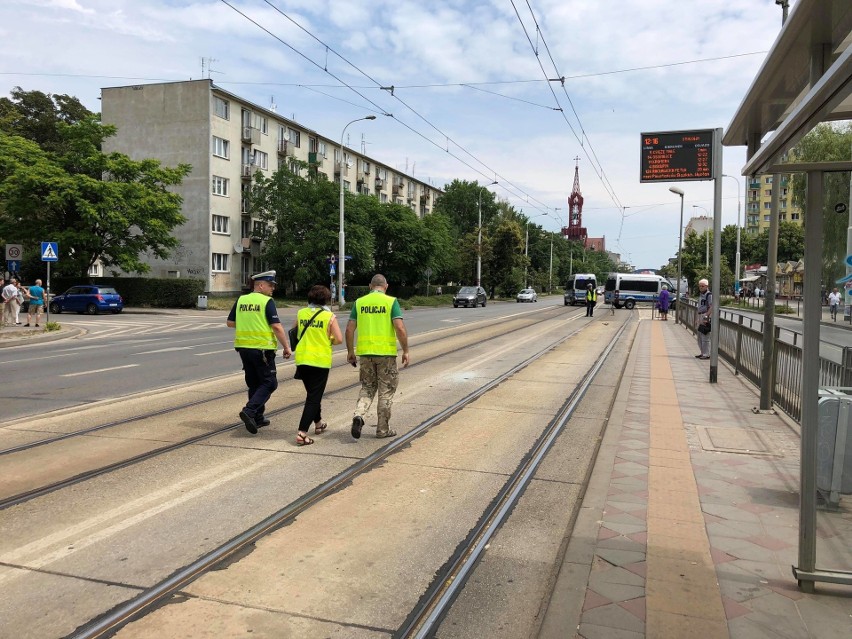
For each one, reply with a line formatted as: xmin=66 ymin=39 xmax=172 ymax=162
xmin=345 ymin=274 xmax=410 ymax=439
xmin=226 ymin=270 xmax=292 ymax=434
xmin=585 ymin=282 xmax=597 ymax=317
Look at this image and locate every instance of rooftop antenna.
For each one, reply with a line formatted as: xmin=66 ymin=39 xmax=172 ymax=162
xmin=201 ymin=57 xmax=222 ymax=80
xmin=269 ymin=95 xmax=277 ymax=112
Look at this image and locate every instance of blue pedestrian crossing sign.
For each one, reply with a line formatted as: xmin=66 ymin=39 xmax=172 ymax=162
xmin=41 ymin=242 xmax=59 ymax=262
xmin=330 ymin=263 xmax=336 ymax=275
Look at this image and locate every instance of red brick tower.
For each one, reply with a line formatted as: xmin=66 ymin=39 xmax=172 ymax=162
xmin=563 ymin=157 xmax=588 ymax=244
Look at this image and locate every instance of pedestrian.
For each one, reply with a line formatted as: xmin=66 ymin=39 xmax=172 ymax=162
xmin=24 ymin=279 xmax=46 ymax=327
xmin=14 ymin=280 xmax=26 ymax=325
xmin=345 ymin=273 xmax=410 ymax=439
xmin=695 ymin=278 xmax=712 ymax=360
xmin=2 ymin=278 xmax=21 ymax=327
xmin=585 ymin=282 xmax=597 ymax=317
xmin=436 ymin=285 xmax=442 ymax=296
xmin=611 ymin=289 xmax=618 ymax=315
xmin=828 ymin=287 xmax=841 ymax=322
xmin=226 ymin=270 xmax=292 ymax=434
xmin=291 ymin=284 xmax=343 ymax=446
xmin=658 ymin=284 xmax=670 ymax=320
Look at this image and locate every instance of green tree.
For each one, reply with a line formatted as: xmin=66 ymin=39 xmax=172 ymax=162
xmin=485 ymin=219 xmax=525 ymax=296
xmin=0 ymin=87 xmax=94 ymax=153
xmin=789 ymin=122 xmax=851 ymax=287
xmin=0 ymin=130 xmax=190 ymax=278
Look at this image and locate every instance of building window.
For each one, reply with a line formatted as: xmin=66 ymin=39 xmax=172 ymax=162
xmin=319 ymin=141 xmax=327 ymax=157
xmin=212 ymin=176 xmax=229 ymax=197
xmin=212 ymin=253 xmax=229 ymax=272
xmin=255 ymin=115 xmax=268 ymax=134
xmin=764 ymin=201 xmax=771 ymax=209
xmin=288 ymin=127 xmax=301 ymax=147
xmin=765 ymin=176 xmax=773 ymax=184
xmin=791 ymin=212 xmax=800 ymax=220
xmin=241 ymin=219 xmax=251 ymax=238
xmin=214 ymin=97 xmax=229 ymax=119
xmin=764 ymin=214 xmax=770 ymax=222
xmin=764 ymin=189 xmax=772 ymax=197
xmin=343 ymin=180 xmax=350 ymax=192
xmin=253 ymin=150 xmax=268 ymax=170
xmin=212 ymin=214 xmax=230 ymax=234
xmin=380 ymin=193 xmax=388 ymax=203
xmin=212 ymin=136 xmax=230 ymax=159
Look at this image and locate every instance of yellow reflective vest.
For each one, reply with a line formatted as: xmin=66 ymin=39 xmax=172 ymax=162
xmin=234 ymin=292 xmax=276 ymax=350
xmin=586 ymin=289 xmax=597 ymax=303
xmin=354 ymin=291 xmax=398 ymax=356
xmin=294 ymin=307 xmax=334 ymax=368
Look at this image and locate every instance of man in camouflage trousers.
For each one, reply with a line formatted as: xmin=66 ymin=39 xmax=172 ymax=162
xmin=345 ymin=274 xmax=410 ymax=439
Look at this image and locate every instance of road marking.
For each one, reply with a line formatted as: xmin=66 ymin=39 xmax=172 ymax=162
xmin=61 ymin=364 xmax=139 ymax=377
xmin=135 ymin=346 xmax=194 ymax=355
xmin=195 ymin=348 xmax=235 ymax=356
xmin=0 ymin=454 xmax=270 ymax=584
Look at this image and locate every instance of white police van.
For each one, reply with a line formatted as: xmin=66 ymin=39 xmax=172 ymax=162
xmin=564 ymin=273 xmax=597 ymax=306
xmin=604 ymin=273 xmax=675 ymax=310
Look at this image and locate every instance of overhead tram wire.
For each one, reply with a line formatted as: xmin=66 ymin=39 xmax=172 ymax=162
xmin=510 ymin=0 xmax=624 ymax=212
xmin=243 ymin=0 xmax=559 ymax=214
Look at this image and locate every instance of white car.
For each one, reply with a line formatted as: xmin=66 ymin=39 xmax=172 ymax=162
xmin=516 ymin=288 xmax=538 ymax=303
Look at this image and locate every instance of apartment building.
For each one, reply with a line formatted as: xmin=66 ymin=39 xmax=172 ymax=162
xmin=101 ymin=80 xmax=442 ymax=293
xmin=684 ymin=215 xmax=712 ymax=238
xmin=745 ymin=174 xmax=802 ymax=235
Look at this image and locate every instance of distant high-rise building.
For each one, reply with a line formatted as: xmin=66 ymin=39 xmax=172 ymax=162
xmin=745 ymin=174 xmax=802 ymax=235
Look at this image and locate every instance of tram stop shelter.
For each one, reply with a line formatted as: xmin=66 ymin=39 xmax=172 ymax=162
xmin=722 ymin=0 xmax=852 ymax=592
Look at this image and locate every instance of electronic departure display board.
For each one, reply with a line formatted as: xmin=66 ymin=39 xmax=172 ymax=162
xmin=640 ymin=129 xmax=715 ymax=182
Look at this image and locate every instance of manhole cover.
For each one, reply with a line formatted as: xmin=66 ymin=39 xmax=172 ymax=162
xmin=696 ymin=426 xmax=779 ymax=456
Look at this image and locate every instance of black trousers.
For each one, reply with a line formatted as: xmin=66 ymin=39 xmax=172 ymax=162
xmin=586 ymin=300 xmax=595 ymax=316
xmin=237 ymin=349 xmax=278 ymax=419
xmin=296 ymin=365 xmax=330 ymax=433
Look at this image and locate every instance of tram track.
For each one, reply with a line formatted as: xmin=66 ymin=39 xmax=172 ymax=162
xmin=66 ymin=313 xmax=630 ymax=639
xmin=0 ymin=306 xmax=571 ymax=458
xmin=0 ymin=306 xmax=581 ymax=512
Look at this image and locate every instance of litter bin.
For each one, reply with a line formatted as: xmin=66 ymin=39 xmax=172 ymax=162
xmin=197 ymin=295 xmax=208 ymax=310
xmin=817 ymin=388 xmax=852 ymax=507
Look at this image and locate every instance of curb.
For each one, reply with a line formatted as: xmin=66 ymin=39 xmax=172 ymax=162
xmin=0 ymin=326 xmax=83 ymax=348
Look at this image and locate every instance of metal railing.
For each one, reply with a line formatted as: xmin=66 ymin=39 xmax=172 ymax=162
xmin=679 ymin=300 xmax=852 ymax=421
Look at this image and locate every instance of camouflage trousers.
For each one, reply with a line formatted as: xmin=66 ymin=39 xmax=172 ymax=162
xmin=354 ymin=356 xmax=399 ymax=434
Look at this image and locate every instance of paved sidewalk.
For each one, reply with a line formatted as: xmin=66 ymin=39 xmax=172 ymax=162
xmin=541 ymin=316 xmax=852 ymax=638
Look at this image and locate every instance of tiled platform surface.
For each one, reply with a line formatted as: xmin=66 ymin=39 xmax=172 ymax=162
xmin=541 ymin=316 xmax=852 ymax=639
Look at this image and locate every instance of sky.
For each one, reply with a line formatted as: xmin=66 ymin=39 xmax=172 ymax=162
xmin=0 ymin=0 xmax=795 ymax=269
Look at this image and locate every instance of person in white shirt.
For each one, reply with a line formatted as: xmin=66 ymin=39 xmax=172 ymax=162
xmin=2 ymin=278 xmax=21 ymax=326
xmin=828 ymin=288 xmax=842 ymax=321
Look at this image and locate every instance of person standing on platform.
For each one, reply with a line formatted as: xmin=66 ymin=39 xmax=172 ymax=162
xmin=291 ymin=284 xmax=342 ymax=446
xmin=696 ymin=278 xmax=712 ymax=360
xmin=346 ymin=274 xmax=410 ymax=440
xmin=227 ymin=270 xmax=291 ymax=434
xmin=585 ymin=282 xmax=597 ymax=317
xmin=658 ymin=284 xmax=670 ymax=321
xmin=24 ymin=279 xmax=46 ymax=327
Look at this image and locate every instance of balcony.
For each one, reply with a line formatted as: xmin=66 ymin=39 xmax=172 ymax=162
xmin=277 ymin=139 xmax=295 ymax=157
xmin=242 ymin=127 xmax=260 ymax=145
xmin=240 ymin=237 xmax=252 ymax=252
xmin=308 ymin=151 xmax=323 ymax=167
xmin=420 ymin=193 xmax=428 ymax=202
xmin=375 ymin=177 xmax=384 ymax=189
xmin=335 ymin=161 xmax=349 ymax=177
xmin=241 ymin=164 xmax=254 ymax=180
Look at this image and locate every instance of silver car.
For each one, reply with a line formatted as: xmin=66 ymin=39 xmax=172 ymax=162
xmin=516 ymin=288 xmax=538 ymax=303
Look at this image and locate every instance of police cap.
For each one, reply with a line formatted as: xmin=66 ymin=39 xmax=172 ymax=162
xmin=251 ymin=270 xmax=277 ymax=284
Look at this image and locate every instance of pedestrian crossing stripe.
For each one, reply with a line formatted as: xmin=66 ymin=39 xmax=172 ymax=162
xmin=41 ymin=242 xmax=58 ymax=261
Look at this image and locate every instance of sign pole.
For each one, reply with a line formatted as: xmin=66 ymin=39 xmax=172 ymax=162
xmin=46 ymin=261 xmax=50 ymax=326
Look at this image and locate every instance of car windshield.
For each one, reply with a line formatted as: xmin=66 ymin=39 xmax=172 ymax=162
xmin=520 ymin=289 xmax=533 ymax=294
xmin=458 ymin=287 xmax=477 ymax=295
xmin=97 ymin=288 xmax=119 ymax=295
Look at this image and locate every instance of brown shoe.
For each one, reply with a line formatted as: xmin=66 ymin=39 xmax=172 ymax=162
xmin=376 ymin=429 xmax=397 ymax=439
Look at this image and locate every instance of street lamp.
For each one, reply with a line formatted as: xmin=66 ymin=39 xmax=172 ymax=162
xmin=669 ymin=187 xmax=684 ymax=324
xmin=692 ymin=204 xmax=711 ymax=268
xmin=338 ymin=115 xmax=376 ymax=306
xmin=477 ymin=180 xmax=498 ymax=287
xmin=722 ymin=174 xmax=742 ymax=295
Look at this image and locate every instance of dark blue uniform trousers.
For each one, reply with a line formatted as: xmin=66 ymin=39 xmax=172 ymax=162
xmin=237 ymin=348 xmax=278 ymax=420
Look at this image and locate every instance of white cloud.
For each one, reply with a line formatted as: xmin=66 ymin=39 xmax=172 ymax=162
xmin=0 ymin=0 xmax=791 ymax=268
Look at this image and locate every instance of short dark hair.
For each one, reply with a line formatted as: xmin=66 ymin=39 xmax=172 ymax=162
xmin=308 ymin=284 xmax=331 ymax=306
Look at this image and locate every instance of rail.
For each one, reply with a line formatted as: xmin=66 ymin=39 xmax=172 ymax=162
xmin=679 ymin=300 xmax=852 ymax=421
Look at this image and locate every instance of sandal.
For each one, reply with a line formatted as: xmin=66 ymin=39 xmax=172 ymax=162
xmin=314 ymin=421 xmax=328 ymax=435
xmin=296 ymin=432 xmax=314 ymax=446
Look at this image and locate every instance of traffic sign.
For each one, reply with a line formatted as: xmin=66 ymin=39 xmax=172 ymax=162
xmin=41 ymin=242 xmax=58 ymax=262
xmin=330 ymin=263 xmax=336 ymax=275
xmin=7 ymin=260 xmax=20 ymax=272
xmin=5 ymin=244 xmax=22 ymax=260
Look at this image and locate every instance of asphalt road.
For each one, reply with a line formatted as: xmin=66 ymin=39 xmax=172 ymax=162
xmin=0 ymin=296 xmax=573 ymax=420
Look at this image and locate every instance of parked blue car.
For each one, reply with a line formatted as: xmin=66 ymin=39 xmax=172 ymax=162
xmin=49 ymin=285 xmax=124 ymax=315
